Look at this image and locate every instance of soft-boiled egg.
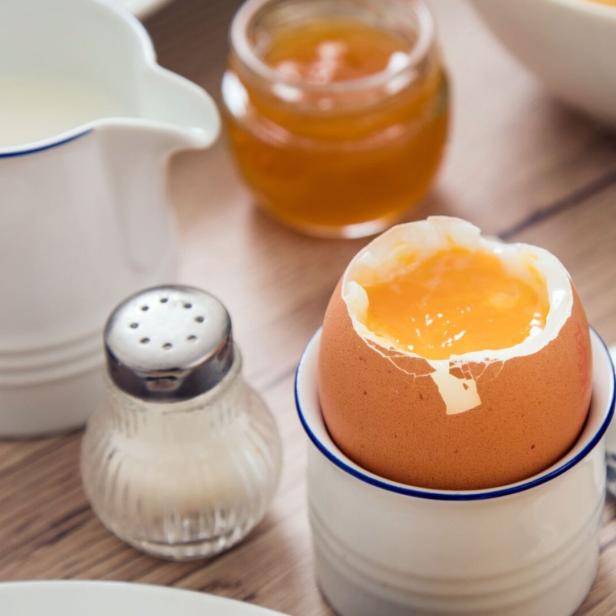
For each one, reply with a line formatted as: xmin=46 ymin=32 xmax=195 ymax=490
xmin=318 ymin=217 xmax=592 ymax=490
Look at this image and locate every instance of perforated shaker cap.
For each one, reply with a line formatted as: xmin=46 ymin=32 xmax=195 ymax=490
xmin=104 ymin=285 xmax=234 ymax=401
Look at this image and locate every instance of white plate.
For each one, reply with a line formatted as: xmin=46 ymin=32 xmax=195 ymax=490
xmin=116 ymin=0 xmax=172 ymax=18
xmin=0 ymin=581 xmax=288 ymax=616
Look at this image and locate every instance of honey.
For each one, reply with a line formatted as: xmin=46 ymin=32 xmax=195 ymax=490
xmin=262 ymin=20 xmax=410 ymax=83
xmin=223 ymin=0 xmax=448 ymax=238
xmin=364 ymin=247 xmax=549 ymax=359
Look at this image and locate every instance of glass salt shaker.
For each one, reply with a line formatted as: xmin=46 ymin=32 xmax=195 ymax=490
xmin=81 ymin=285 xmax=282 ymax=560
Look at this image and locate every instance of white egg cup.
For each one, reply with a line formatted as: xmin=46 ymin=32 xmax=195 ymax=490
xmin=295 ymin=329 xmax=615 ymax=616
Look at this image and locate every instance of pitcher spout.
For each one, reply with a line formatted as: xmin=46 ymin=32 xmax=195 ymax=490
xmin=93 ymin=70 xmax=218 ymax=275
xmin=134 ymin=66 xmax=221 ymax=152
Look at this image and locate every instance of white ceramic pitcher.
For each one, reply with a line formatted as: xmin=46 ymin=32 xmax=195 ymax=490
xmin=0 ymin=0 xmax=220 ymax=436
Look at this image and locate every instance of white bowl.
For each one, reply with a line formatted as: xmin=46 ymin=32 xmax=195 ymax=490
xmin=0 ymin=581 xmax=286 ymax=615
xmin=295 ymin=328 xmax=615 ymax=616
xmin=470 ymin=0 xmax=616 ymax=125
xmin=117 ymin=0 xmax=171 ymax=18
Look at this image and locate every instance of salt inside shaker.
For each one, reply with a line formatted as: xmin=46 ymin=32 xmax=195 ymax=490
xmin=81 ymin=285 xmax=282 ymax=560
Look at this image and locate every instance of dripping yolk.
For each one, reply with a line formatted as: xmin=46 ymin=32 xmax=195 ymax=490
xmin=363 ymin=247 xmax=549 ymax=359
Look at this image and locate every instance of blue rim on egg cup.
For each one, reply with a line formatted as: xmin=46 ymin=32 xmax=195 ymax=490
xmin=295 ymin=327 xmax=616 ymax=502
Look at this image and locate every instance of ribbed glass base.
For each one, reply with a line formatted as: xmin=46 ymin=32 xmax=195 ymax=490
xmin=122 ymin=524 xmax=253 ymax=561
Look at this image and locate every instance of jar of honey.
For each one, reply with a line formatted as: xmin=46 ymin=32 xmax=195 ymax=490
xmin=222 ymin=0 xmax=449 ymax=238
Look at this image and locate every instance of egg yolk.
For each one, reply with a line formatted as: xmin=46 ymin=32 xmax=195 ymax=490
xmin=364 ymin=247 xmax=549 ymax=359
xmin=263 ymin=18 xmax=411 ymax=84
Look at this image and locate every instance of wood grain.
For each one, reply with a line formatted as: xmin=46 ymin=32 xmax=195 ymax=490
xmin=2 ymin=0 xmax=616 ymax=614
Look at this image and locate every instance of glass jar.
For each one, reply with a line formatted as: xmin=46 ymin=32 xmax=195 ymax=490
xmin=222 ymin=0 xmax=449 ymax=238
xmin=81 ymin=286 xmax=282 ymax=560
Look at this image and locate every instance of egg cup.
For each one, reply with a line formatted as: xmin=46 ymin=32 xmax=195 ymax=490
xmin=295 ymin=328 xmax=614 ymax=616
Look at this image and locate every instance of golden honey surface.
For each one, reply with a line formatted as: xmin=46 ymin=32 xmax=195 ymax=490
xmin=263 ymin=19 xmax=410 ymax=83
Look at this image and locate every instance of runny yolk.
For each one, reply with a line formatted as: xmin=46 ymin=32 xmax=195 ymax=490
xmin=262 ymin=18 xmax=411 ymax=84
xmin=363 ymin=247 xmax=549 ymax=359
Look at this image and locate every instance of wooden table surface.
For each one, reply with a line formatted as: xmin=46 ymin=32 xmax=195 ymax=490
xmin=3 ymin=1 xmax=616 ymax=614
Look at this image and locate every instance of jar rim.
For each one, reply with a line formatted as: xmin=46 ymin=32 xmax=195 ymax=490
xmin=230 ymin=0 xmax=435 ymax=94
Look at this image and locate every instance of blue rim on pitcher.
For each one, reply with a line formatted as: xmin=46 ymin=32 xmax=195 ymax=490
xmin=295 ymin=327 xmax=615 ymax=502
xmin=0 ymin=129 xmax=92 ymax=159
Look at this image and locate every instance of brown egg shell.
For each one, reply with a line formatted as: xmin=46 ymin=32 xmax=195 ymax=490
xmin=318 ymin=280 xmax=593 ymax=490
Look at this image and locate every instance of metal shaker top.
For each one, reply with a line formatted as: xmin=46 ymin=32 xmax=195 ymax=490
xmin=104 ymin=285 xmax=234 ymax=401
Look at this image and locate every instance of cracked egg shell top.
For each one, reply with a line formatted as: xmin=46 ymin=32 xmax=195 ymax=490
xmin=318 ymin=216 xmax=592 ymax=490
